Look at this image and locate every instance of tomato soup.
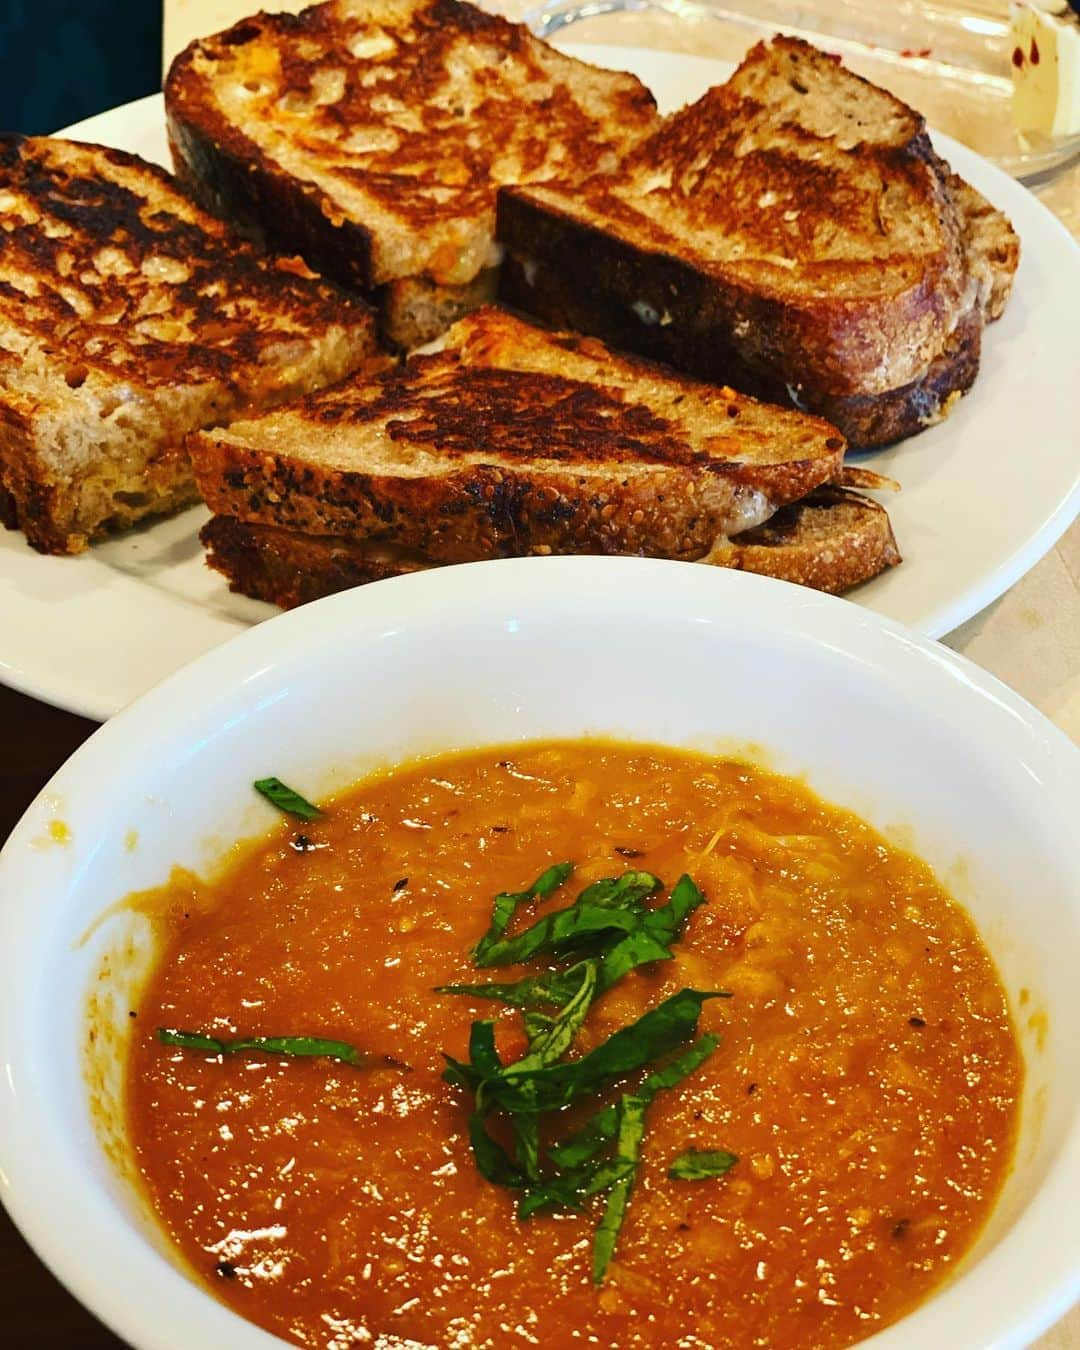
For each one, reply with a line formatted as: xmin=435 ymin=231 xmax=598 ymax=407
xmin=125 ymin=742 xmax=1021 ymax=1348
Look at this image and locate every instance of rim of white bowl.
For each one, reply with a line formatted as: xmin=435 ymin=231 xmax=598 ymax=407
xmin=0 ymin=558 xmax=1078 ymax=1349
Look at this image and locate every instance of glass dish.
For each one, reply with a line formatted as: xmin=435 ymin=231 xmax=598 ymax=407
xmin=524 ymin=0 xmax=1080 ymax=181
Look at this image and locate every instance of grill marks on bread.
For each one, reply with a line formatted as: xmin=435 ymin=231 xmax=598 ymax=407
xmin=613 ymin=89 xmax=949 ymax=279
xmin=0 ymin=135 xmax=379 ymax=553
xmin=165 ymin=0 xmax=658 ymax=291
xmin=0 ymin=136 xmax=371 ymax=390
xmin=497 ymin=36 xmax=1018 ymax=447
xmin=322 ymin=364 xmax=696 ymax=465
xmin=187 ymin=307 xmax=851 ymax=566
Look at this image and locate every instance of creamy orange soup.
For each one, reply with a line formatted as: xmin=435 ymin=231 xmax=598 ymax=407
xmin=125 ymin=742 xmax=1021 ymax=1348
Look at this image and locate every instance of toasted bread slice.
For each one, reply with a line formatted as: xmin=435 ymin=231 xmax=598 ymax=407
xmin=703 ymin=486 xmax=900 ymax=594
xmin=498 ymin=36 xmax=1018 ymax=448
xmin=165 ymin=0 xmax=658 ymax=345
xmin=201 ymin=485 xmax=898 ymax=608
xmin=0 ymin=135 xmax=381 ymax=554
xmin=188 ymin=306 xmax=849 ymax=563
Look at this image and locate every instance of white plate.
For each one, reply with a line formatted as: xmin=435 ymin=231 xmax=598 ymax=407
xmin=3 ymin=46 xmax=1079 ymax=721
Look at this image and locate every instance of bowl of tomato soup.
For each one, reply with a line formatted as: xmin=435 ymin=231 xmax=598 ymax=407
xmin=0 ymin=557 xmax=1077 ymax=1350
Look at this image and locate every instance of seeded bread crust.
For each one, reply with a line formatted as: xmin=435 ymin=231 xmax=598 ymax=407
xmin=188 ymin=307 xmax=848 ymax=563
xmin=498 ymin=36 xmax=1018 ymax=449
xmin=0 ymin=135 xmax=380 ymax=554
xmin=202 ymin=484 xmax=898 ymax=608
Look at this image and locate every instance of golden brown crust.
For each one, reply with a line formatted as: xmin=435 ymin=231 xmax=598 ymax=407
xmin=193 ymin=441 xmax=827 ymax=564
xmin=804 ymin=307 xmax=982 ymax=448
xmin=499 ymin=56 xmax=968 ymax=396
xmin=165 ymin=0 xmax=657 ymax=293
xmin=188 ymin=307 xmax=847 ymax=562
xmin=201 ymin=484 xmax=899 ymax=608
xmin=496 ymin=36 xmax=1018 ymax=449
xmin=499 ymin=251 xmax=982 ymax=449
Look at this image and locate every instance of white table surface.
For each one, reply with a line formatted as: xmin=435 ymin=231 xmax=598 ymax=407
xmin=160 ymin=3 xmax=1080 ymax=1344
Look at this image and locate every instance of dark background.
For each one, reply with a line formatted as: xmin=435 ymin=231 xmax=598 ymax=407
xmin=0 ymin=5 xmax=160 ymax=1334
xmin=0 ymin=688 xmax=119 ymax=1344
xmin=0 ymin=0 xmax=162 ymax=135
xmin=1 ymin=5 xmax=176 ymax=1342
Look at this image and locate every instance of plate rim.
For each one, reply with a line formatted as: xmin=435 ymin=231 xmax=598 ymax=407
xmin=2 ymin=49 xmax=1077 ymax=721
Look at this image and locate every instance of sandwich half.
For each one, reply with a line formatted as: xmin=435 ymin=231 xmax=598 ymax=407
xmin=0 ymin=135 xmax=380 ymax=554
xmin=189 ymin=306 xmax=899 ymax=606
xmin=164 ymin=0 xmax=659 ymax=349
xmin=498 ymin=37 xmax=1019 ymax=449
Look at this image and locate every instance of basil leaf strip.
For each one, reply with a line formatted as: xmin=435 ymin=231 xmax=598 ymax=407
xmin=252 ymin=777 xmax=323 ymax=822
xmin=592 ymin=1095 xmax=648 ymax=1284
xmin=442 ymin=1020 xmax=502 ymax=1093
xmin=595 ymin=873 xmax=706 ymax=990
xmin=473 ymin=862 xmax=574 ymax=964
xmin=505 ymin=963 xmax=597 ymax=1076
xmin=481 ymin=989 xmax=720 ymax=1116
xmin=468 ymin=1112 xmax=527 ymax=1189
xmin=574 ymin=873 xmax=662 ymax=912
xmin=157 ymin=1029 xmax=388 ymax=1068
xmin=522 ymin=1009 xmax=557 ymax=1048
xmin=513 ymin=1115 xmax=542 ymax=1182
xmin=522 ymin=1036 xmax=722 ymax=1223
xmin=443 ymin=1029 xmax=537 ymax=1184
xmin=505 ymin=964 xmax=597 ymax=1179
xmin=473 ymin=871 xmax=661 ymax=968
xmin=548 ymin=1033 xmax=722 ymax=1169
xmin=436 ymin=960 xmax=596 ymax=1010
xmin=440 ymin=875 xmax=707 ymax=1008
xmin=468 ymin=1020 xmax=503 ymax=1077
xmin=517 ymin=1158 xmax=635 ymax=1220
xmin=668 ymin=1149 xmax=739 ymax=1182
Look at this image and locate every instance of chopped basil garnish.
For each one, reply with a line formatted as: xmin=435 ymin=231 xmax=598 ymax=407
xmin=157 ymin=1029 xmax=399 ymax=1069
xmin=441 ymin=863 xmax=738 ymax=1283
xmin=510 ymin=963 xmax=598 ymax=1071
xmin=442 ymin=873 xmax=708 ymax=1009
xmin=517 ymin=1156 xmax=634 ymax=1220
xmin=436 ymin=959 xmax=597 ymax=1010
xmin=475 ymin=989 xmax=721 ymax=1117
xmin=668 ymin=1149 xmax=739 ymax=1182
xmin=468 ymin=1111 xmax=526 ymax=1189
xmin=595 ymin=873 xmax=708 ymax=990
xmin=253 ymin=776 xmax=323 ymax=821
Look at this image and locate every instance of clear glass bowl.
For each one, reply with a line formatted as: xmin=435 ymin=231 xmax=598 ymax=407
xmin=524 ymin=0 xmax=1080 ymax=181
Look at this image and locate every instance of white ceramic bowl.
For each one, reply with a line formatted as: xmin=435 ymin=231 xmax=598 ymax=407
xmin=1 ymin=557 xmax=1078 ymax=1349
